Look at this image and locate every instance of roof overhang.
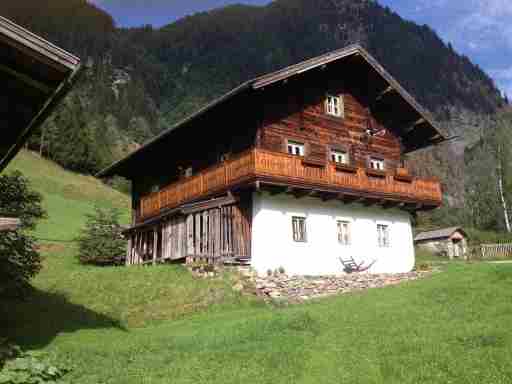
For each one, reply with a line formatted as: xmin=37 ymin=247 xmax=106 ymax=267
xmin=98 ymin=44 xmax=446 ymax=179
xmin=0 ymin=16 xmax=82 ymax=172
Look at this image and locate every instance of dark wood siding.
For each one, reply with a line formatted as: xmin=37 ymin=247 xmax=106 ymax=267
xmin=258 ymin=68 xmax=402 ymax=170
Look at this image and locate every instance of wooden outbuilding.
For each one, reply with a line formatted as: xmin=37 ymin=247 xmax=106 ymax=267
xmin=0 ymin=16 xmax=81 ymax=231
xmin=415 ymin=227 xmax=468 ymax=259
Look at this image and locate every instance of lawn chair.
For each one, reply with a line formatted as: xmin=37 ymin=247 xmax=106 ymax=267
xmin=339 ymin=256 xmax=376 ymax=273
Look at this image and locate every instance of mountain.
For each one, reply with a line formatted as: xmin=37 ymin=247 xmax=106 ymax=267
xmin=1 ymin=0 xmax=506 ymax=207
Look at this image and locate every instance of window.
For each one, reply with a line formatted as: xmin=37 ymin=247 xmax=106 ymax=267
xmin=292 ymin=216 xmax=307 ymax=242
xmin=337 ymin=220 xmax=351 ymax=245
xmin=150 ymin=185 xmax=160 ymax=193
xmin=326 ymin=94 xmax=344 ymax=117
xmin=184 ymin=167 xmax=193 ymax=178
xmin=370 ymin=157 xmax=385 ymax=171
xmin=377 ymin=224 xmax=390 ymax=248
xmin=287 ymin=141 xmax=305 ymax=156
xmin=331 ymin=150 xmax=348 ymax=165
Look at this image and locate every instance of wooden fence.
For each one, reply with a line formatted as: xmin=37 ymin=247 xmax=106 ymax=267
xmin=476 ymin=243 xmax=512 ymax=259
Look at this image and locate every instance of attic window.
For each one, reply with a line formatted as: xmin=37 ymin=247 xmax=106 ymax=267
xmin=325 ymin=94 xmax=344 ymax=118
xmin=287 ymin=141 xmax=305 ymax=156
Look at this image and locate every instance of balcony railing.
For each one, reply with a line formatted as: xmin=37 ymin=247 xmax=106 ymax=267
xmin=139 ymin=148 xmax=442 ymax=221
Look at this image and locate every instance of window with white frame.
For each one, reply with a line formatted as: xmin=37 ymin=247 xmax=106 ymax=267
xmin=377 ymin=224 xmax=390 ymax=248
xmin=331 ymin=149 xmax=348 ymax=165
xmin=369 ymin=157 xmax=385 ymax=171
xmin=287 ymin=141 xmax=305 ymax=156
xmin=337 ymin=220 xmax=351 ymax=245
xmin=292 ymin=216 xmax=307 ymax=242
xmin=325 ymin=94 xmax=344 ymax=117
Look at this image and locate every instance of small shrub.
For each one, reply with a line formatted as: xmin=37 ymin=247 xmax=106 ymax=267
xmin=278 ymin=266 xmax=285 ymax=275
xmin=0 ymin=171 xmax=46 ymax=298
xmin=266 ymin=269 xmax=272 ymax=277
xmin=76 ymin=207 xmax=126 ymax=266
xmin=0 ymin=339 xmax=70 ymax=383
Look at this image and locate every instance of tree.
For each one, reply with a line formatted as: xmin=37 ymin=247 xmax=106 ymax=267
xmin=76 ymin=207 xmax=126 ymax=266
xmin=0 ymin=171 xmax=46 ymax=298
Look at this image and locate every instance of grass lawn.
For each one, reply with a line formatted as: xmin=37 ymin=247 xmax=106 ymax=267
xmin=2 ymin=245 xmax=512 ymax=383
xmin=3 ymin=151 xmax=512 ymax=383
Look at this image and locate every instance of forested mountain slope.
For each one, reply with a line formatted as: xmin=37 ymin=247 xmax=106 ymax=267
xmin=1 ymin=0 xmax=506 ymax=208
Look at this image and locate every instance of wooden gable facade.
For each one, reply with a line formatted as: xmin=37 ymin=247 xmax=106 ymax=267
xmin=98 ymin=45 xmax=445 ymax=266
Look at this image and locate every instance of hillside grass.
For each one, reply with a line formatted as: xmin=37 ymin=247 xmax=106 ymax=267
xmin=5 ymin=150 xmax=130 ymax=241
xmin=3 ymin=152 xmax=512 ymax=383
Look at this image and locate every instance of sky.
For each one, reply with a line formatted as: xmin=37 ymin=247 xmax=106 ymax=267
xmin=89 ymin=0 xmax=512 ymax=98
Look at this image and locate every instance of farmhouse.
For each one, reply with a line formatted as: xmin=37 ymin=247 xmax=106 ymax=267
xmin=99 ymin=45 xmax=445 ymax=275
xmin=415 ymin=227 xmax=468 ymax=259
xmin=0 ymin=16 xmax=81 ymax=230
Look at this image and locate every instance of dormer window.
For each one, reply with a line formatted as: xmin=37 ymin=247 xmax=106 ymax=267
xmin=331 ymin=150 xmax=348 ymax=165
xmin=369 ymin=157 xmax=385 ymax=171
xmin=287 ymin=141 xmax=305 ymax=156
xmin=325 ymin=94 xmax=344 ymax=118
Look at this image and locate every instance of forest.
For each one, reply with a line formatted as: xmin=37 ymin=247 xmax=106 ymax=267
xmin=1 ymin=0 xmax=511 ymax=234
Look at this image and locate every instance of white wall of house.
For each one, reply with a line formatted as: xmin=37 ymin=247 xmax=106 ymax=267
xmin=251 ymin=192 xmax=415 ymax=276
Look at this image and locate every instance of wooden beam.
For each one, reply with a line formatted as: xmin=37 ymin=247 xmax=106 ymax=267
xmin=321 ymin=192 xmax=339 ymax=202
xmin=0 ymin=63 xmax=53 ymax=94
xmin=379 ymin=200 xmax=400 ymax=209
xmin=375 ymin=86 xmax=395 ymax=101
xmin=0 ymin=217 xmax=20 ymax=231
xmin=403 ymin=118 xmax=427 ymax=134
xmin=362 ymin=198 xmax=379 ymax=207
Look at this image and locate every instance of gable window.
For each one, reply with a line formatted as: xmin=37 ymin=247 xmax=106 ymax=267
xmin=377 ymin=224 xmax=390 ymax=248
xmin=287 ymin=141 xmax=305 ymax=156
xmin=292 ymin=216 xmax=307 ymax=242
xmin=369 ymin=157 xmax=385 ymax=171
xmin=337 ymin=220 xmax=351 ymax=245
xmin=331 ymin=149 xmax=348 ymax=165
xmin=325 ymin=94 xmax=344 ymax=118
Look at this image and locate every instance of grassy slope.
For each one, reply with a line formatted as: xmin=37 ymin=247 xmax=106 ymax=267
xmin=3 ymin=151 xmax=512 ymax=383
xmin=5 ymin=150 xmax=130 ymax=241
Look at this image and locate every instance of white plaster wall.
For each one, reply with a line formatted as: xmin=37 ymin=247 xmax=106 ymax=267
xmin=251 ymin=192 xmax=415 ymax=276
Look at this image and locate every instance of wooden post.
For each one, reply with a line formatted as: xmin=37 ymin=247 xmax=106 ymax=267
xmin=153 ymin=228 xmax=158 ymax=265
xmin=126 ymin=235 xmax=132 ymax=266
xmin=187 ymin=214 xmax=194 ymax=257
xmin=195 ymin=213 xmax=201 ymax=258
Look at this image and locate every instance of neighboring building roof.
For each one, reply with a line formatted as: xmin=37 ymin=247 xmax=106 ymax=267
xmin=414 ymin=227 xmax=467 ymax=242
xmin=97 ymin=44 xmax=447 ymax=179
xmin=0 ymin=16 xmax=82 ymax=172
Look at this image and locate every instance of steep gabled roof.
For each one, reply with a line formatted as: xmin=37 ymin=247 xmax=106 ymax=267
xmin=98 ymin=44 xmax=446 ymax=179
xmin=0 ymin=16 xmax=82 ymax=172
xmin=415 ymin=227 xmax=467 ymax=242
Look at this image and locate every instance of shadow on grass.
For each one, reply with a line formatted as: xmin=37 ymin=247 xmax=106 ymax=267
xmin=0 ymin=287 xmax=125 ymax=349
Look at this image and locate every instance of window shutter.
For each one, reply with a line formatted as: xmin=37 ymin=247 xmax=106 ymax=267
xmin=261 ymin=133 xmax=284 ymax=152
xmin=304 ymin=142 xmax=327 ymax=167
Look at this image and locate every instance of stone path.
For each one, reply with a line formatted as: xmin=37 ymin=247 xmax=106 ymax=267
xmin=252 ymin=271 xmax=431 ymax=303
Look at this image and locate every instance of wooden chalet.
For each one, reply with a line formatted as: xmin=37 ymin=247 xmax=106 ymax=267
xmin=99 ymin=45 xmax=445 ymax=275
xmin=0 ymin=16 xmax=81 ymax=231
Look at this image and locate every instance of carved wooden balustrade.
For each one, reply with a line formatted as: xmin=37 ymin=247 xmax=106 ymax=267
xmin=139 ymin=148 xmax=442 ymax=221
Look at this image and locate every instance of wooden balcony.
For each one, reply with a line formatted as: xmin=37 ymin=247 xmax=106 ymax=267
xmin=139 ymin=148 xmax=442 ymax=221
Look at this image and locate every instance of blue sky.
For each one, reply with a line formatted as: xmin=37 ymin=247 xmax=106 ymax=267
xmin=89 ymin=0 xmax=512 ymax=98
